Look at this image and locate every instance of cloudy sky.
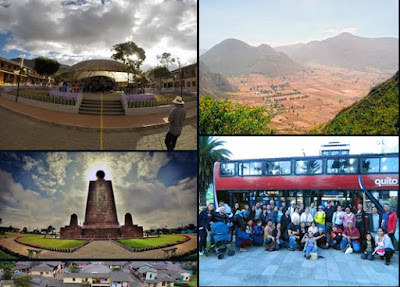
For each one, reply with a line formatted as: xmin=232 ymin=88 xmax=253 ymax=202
xmin=200 ymin=0 xmax=399 ymax=51
xmin=0 ymin=152 xmax=197 ymax=231
xmin=0 ymin=0 xmax=196 ymax=69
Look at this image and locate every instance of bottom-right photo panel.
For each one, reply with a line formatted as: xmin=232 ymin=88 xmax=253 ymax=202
xmin=199 ymin=136 xmax=399 ymax=286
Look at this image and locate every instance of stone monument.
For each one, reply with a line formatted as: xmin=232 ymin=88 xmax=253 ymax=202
xmin=60 ymin=170 xmax=143 ymax=239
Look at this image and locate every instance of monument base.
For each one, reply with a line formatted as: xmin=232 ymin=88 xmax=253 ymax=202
xmin=60 ymin=225 xmax=143 ymax=239
xmin=121 ymin=225 xmax=144 ymax=238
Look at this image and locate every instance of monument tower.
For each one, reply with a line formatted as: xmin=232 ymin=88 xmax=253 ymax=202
xmin=60 ymin=170 xmax=143 ymax=239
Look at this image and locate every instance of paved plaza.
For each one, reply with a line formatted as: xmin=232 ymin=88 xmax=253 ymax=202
xmin=199 ymin=246 xmax=399 ymax=286
xmin=0 ymin=106 xmax=196 ymax=150
xmin=0 ymin=234 xmax=197 ymax=259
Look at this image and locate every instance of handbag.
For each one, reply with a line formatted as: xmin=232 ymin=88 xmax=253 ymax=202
xmin=345 ymin=244 xmax=353 ymax=254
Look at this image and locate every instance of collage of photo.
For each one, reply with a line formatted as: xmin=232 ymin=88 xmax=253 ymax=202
xmin=0 ymin=0 xmax=398 ymax=287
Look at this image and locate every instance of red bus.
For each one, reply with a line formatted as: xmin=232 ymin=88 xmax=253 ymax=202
xmin=213 ymin=153 xmax=399 ymax=213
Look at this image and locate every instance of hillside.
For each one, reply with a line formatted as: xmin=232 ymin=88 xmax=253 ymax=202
xmin=321 ymin=71 xmax=399 ymax=135
xmin=200 ymin=38 xmax=302 ymax=77
xmin=275 ymin=33 xmax=399 ymax=71
xmin=199 ymin=61 xmax=237 ymax=97
xmin=12 ymin=58 xmax=70 ymax=74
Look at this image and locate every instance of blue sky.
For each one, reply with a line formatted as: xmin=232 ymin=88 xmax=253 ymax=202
xmin=0 ymin=0 xmax=196 ymax=67
xmin=200 ymin=0 xmax=399 ymax=51
xmin=0 ymin=152 xmax=197 ymax=230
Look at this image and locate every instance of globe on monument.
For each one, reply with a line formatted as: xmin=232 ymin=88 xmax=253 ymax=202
xmin=60 ymin=170 xmax=143 ymax=239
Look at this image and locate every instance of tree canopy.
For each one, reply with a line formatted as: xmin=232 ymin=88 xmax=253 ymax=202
xmin=148 ymin=66 xmax=172 ymax=91
xmin=33 ymin=57 xmax=60 ymax=76
xmin=111 ymin=41 xmax=146 ymax=75
xmin=14 ymin=275 xmax=33 ymax=287
xmin=157 ymin=52 xmax=175 ymax=68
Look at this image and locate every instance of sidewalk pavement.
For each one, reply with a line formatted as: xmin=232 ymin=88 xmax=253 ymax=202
xmin=0 ymin=95 xmax=197 ymax=130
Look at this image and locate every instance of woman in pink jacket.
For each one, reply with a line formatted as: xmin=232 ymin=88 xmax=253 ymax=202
xmin=340 ymin=207 xmax=356 ymax=229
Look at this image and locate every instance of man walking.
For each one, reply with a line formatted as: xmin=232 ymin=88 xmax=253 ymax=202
xmin=165 ymin=96 xmax=186 ymax=150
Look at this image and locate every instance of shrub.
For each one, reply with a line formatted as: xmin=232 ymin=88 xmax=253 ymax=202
xmin=199 ymin=95 xmax=272 ymax=134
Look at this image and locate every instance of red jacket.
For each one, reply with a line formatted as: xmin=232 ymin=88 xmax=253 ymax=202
xmin=330 ymin=228 xmax=343 ymax=240
xmin=387 ymin=212 xmax=397 ymax=233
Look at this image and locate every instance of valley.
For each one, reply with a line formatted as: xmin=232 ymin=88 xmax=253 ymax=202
xmin=223 ymin=65 xmax=395 ymax=133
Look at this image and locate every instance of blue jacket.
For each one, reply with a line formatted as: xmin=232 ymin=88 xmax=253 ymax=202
xmin=252 ymin=225 xmax=264 ymax=245
xmin=199 ymin=209 xmax=213 ymax=229
xmin=236 ymin=230 xmax=251 ymax=247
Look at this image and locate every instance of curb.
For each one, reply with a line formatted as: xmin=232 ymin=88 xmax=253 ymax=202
xmin=0 ymin=95 xmax=197 ymax=132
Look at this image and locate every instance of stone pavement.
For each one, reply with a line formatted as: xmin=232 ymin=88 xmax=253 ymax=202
xmin=199 ymin=246 xmax=399 ymax=286
xmin=0 ymin=234 xmax=197 ymax=259
xmin=0 ymin=106 xmax=197 ymax=150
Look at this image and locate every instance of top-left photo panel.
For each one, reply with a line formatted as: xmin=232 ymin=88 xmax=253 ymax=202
xmin=0 ymin=0 xmax=197 ymax=151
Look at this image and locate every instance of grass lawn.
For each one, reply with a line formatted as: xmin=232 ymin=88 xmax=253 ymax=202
xmin=18 ymin=236 xmax=86 ymax=249
xmin=154 ymin=93 xmax=195 ymax=102
xmin=117 ymin=235 xmax=187 ymax=248
xmin=0 ymin=232 xmax=43 ymax=239
xmin=11 ymin=89 xmax=49 ymax=97
xmin=0 ymin=249 xmax=16 ymax=259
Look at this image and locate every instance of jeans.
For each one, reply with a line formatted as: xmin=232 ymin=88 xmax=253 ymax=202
xmin=199 ymin=228 xmax=207 ymax=252
xmin=305 ymin=245 xmax=318 ymax=256
xmin=289 ymin=236 xmax=297 ymax=249
xmin=316 ymin=224 xmax=325 ymax=232
xmin=340 ymin=237 xmax=360 ymax=252
xmin=165 ymin=132 xmax=179 ymax=150
xmin=361 ymin=252 xmax=374 ymax=260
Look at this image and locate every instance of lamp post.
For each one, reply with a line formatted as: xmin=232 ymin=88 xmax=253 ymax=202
xmin=177 ymin=58 xmax=183 ymax=98
xmin=16 ymin=54 xmax=25 ymax=102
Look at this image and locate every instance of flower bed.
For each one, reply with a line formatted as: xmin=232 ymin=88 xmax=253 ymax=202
xmin=50 ymin=90 xmax=78 ymax=100
xmin=14 ymin=237 xmax=90 ymax=253
xmin=125 ymin=93 xmax=155 ymax=101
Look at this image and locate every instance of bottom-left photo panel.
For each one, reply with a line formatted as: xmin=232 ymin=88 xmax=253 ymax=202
xmin=0 ymin=260 xmax=197 ymax=287
xmin=0 ymin=151 xmax=197 ymax=260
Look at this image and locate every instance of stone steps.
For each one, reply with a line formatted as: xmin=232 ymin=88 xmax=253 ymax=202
xmin=79 ymin=99 xmax=125 ymax=115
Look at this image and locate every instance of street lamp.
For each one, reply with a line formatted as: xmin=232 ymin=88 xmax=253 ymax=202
xmin=177 ymin=58 xmax=183 ymax=98
xmin=16 ymin=54 xmax=25 ymax=102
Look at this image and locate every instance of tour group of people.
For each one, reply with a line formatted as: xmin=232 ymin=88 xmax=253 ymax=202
xmin=199 ymin=194 xmax=398 ymax=265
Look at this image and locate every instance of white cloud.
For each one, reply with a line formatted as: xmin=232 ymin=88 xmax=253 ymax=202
xmin=0 ymin=0 xmax=196 ymax=68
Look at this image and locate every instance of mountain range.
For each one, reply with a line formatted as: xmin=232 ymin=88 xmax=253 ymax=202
xmin=275 ymin=32 xmax=398 ymax=71
xmin=200 ymin=38 xmax=303 ymax=77
xmin=201 ymin=33 xmax=399 ymax=78
xmin=199 ymin=61 xmax=237 ymax=97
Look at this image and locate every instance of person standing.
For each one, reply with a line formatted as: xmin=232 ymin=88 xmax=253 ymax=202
xmin=199 ymin=203 xmax=214 ymax=255
xmin=309 ymin=202 xmax=317 ymax=218
xmin=280 ymin=209 xmax=291 ymax=235
xmin=165 ymin=96 xmax=186 ymax=150
xmin=324 ymin=201 xmax=336 ymax=233
xmin=254 ymin=202 xmax=262 ymax=220
xmin=340 ymin=207 xmax=356 ymax=229
xmin=300 ymin=208 xmax=314 ymax=227
xmin=314 ymin=205 xmax=326 ymax=232
xmin=355 ymin=193 xmax=368 ymax=244
xmin=381 ymin=203 xmax=398 ymax=246
xmin=367 ymin=206 xmax=381 ymax=239
xmin=332 ymin=205 xmax=344 ymax=230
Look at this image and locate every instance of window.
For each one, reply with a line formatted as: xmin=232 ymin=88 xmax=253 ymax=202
xmin=187 ymin=81 xmax=191 ymax=87
xmin=72 ymin=278 xmax=75 ymax=282
xmin=327 ymin=158 xmax=358 ymax=174
xmin=295 ymin=159 xmax=322 ymax=174
xmin=265 ymin=161 xmax=291 ymax=175
xmin=239 ymin=162 xmax=262 ymax=175
xmin=361 ymin=158 xmax=380 ymax=173
xmin=220 ymin=163 xmax=235 ymax=176
xmin=380 ymin=157 xmax=398 ymax=173
xmin=192 ymin=81 xmax=196 ymax=87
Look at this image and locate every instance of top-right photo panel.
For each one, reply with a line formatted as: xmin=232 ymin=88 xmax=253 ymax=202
xmin=199 ymin=0 xmax=399 ymax=135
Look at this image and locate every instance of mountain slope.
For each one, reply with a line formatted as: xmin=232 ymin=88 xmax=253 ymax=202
xmin=12 ymin=58 xmax=70 ymax=73
xmin=322 ymin=71 xmax=399 ymax=135
xmin=275 ymin=33 xmax=399 ymax=71
xmin=199 ymin=61 xmax=237 ymax=97
xmin=200 ymin=38 xmax=302 ymax=77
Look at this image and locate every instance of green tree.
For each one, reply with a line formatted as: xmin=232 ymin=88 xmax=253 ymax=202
xmin=2 ymin=268 xmax=12 ymax=280
xmin=111 ymin=41 xmax=146 ymax=80
xmin=22 ymin=227 xmax=28 ymax=233
xmin=148 ymin=66 xmax=172 ymax=91
xmin=33 ymin=57 xmax=60 ymax=76
xmin=199 ymin=137 xmax=232 ymax=205
xmin=157 ymin=52 xmax=175 ymax=68
xmin=47 ymin=225 xmax=55 ymax=234
xmin=14 ymin=275 xmax=33 ymax=287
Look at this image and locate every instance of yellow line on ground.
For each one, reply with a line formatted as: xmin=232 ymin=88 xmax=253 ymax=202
xmin=100 ymin=94 xmax=104 ymax=150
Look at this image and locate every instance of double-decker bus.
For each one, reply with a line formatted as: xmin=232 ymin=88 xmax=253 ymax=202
xmin=213 ymin=153 xmax=399 ymax=213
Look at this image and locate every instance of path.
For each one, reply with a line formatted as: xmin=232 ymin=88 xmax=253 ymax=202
xmin=200 ymin=246 xmax=399 ymax=286
xmin=0 ymin=235 xmax=197 ymax=259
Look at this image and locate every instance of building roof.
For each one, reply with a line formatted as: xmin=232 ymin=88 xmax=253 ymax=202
xmin=170 ymin=63 xmax=196 ymax=73
xmin=62 ymin=59 xmax=128 ymax=74
xmin=63 ymin=273 xmax=110 ymax=279
xmin=31 ymin=264 xmax=53 ymax=272
xmin=1 ymin=280 xmax=15 ymax=286
xmin=79 ymin=264 xmax=111 ymax=274
xmin=145 ymin=273 xmax=175 ymax=284
xmin=48 ymin=279 xmax=63 ymax=287
xmin=44 ymin=262 xmax=65 ymax=268
xmin=139 ymin=268 xmax=157 ymax=274
xmin=100 ymin=261 xmax=128 ymax=266
xmin=109 ymin=271 xmax=133 ymax=282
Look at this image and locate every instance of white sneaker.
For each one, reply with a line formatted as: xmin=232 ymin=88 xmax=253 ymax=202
xmin=239 ymin=248 xmax=247 ymax=252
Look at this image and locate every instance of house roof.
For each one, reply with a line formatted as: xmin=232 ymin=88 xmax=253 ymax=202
xmin=110 ymin=271 xmax=133 ymax=282
xmin=31 ymin=264 xmax=53 ymax=272
xmin=145 ymin=273 xmax=174 ymax=284
xmin=63 ymin=273 xmax=110 ymax=279
xmin=79 ymin=264 xmax=111 ymax=274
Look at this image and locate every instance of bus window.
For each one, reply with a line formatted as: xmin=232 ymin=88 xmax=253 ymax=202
xmin=249 ymin=162 xmax=263 ymax=175
xmin=265 ymin=161 xmax=291 ymax=175
xmin=327 ymin=158 xmax=358 ymax=174
xmin=296 ymin=159 xmax=322 ymax=174
xmin=220 ymin=162 xmax=236 ymax=177
xmin=361 ymin=158 xmax=380 ymax=173
xmin=380 ymin=157 xmax=398 ymax=173
xmin=239 ymin=162 xmax=249 ymax=176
